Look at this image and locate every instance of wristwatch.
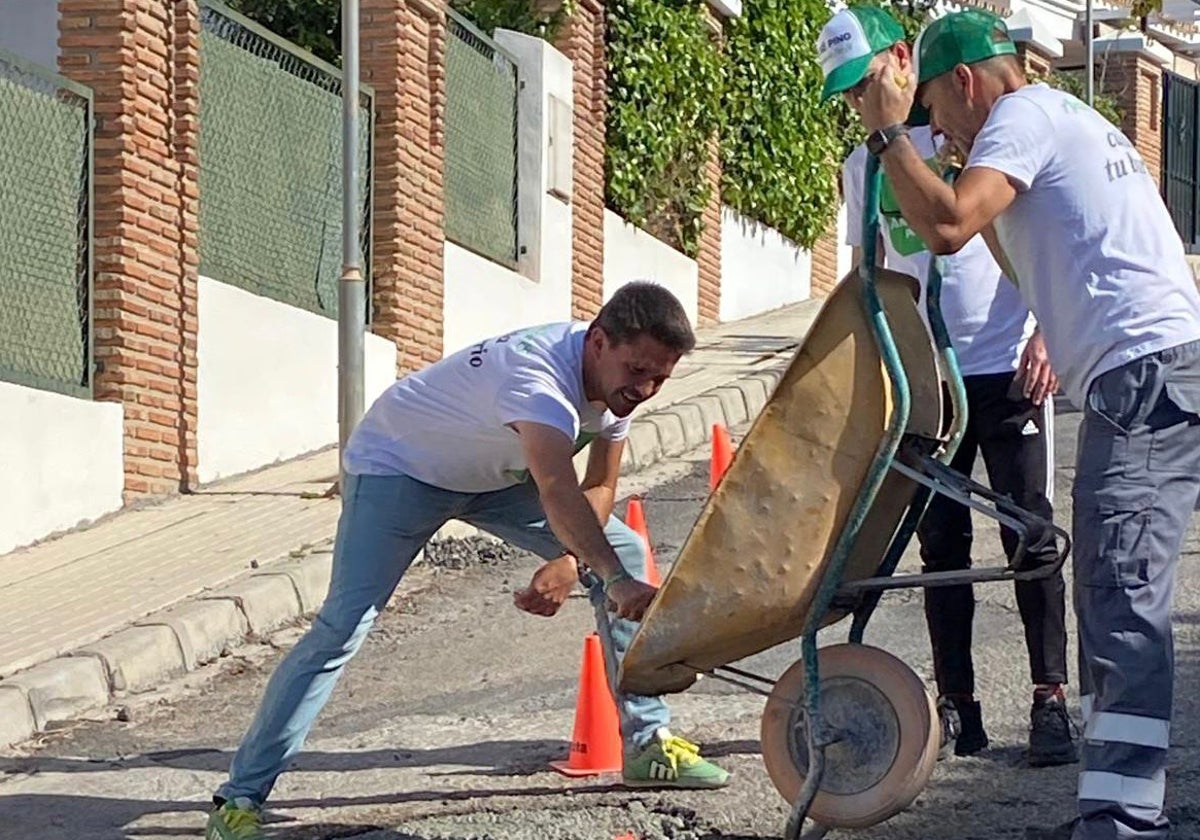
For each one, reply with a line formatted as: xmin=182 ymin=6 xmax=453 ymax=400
xmin=866 ymin=123 xmax=910 ymax=156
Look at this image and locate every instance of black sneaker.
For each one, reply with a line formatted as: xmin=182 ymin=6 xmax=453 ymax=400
xmin=1028 ymin=694 xmax=1080 ymax=767
xmin=936 ymin=696 xmax=962 ymax=761
xmin=952 ymin=698 xmax=989 ymax=756
xmin=937 ymin=696 xmax=988 ymax=757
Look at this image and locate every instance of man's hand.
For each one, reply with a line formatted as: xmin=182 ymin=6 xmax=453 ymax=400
xmin=1016 ymin=330 xmax=1058 ymax=406
xmin=860 ymin=61 xmax=916 ymax=132
xmin=513 ymin=555 xmax=580 ymax=618
xmin=606 ymin=577 xmax=658 ymax=622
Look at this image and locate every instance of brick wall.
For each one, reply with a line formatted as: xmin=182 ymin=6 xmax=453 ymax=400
xmin=1101 ymin=51 xmax=1163 ymax=187
xmin=695 ymin=7 xmax=722 ymax=325
xmin=697 ymin=139 xmax=722 ymax=324
xmin=810 ymin=169 xmax=843 ymax=298
xmin=1016 ymin=42 xmax=1053 ymax=78
xmin=811 ymin=220 xmax=842 ymax=298
xmin=555 ymin=0 xmax=606 ymax=320
xmin=59 ymin=0 xmax=200 ymax=498
xmin=363 ymin=0 xmax=447 ymax=374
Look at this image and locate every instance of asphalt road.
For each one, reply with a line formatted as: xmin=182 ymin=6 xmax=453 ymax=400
xmin=2 ymin=406 xmax=1198 ymax=840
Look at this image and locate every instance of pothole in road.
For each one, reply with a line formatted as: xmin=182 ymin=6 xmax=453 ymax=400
xmin=365 ymin=802 xmax=726 ymax=840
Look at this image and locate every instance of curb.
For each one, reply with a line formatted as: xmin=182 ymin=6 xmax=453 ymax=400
xmin=0 ymin=360 xmax=790 ymax=749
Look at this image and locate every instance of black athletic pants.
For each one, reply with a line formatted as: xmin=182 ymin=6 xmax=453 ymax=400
xmin=918 ymin=371 xmax=1068 ymax=697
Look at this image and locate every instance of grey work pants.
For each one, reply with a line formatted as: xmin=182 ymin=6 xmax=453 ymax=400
xmin=1072 ymin=339 xmax=1200 ymax=840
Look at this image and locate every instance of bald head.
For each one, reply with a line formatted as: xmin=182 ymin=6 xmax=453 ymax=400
xmin=918 ymin=54 xmax=1028 ymax=155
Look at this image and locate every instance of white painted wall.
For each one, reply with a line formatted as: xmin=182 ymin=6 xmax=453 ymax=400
xmin=719 ymin=207 xmax=812 ymax=321
xmin=441 ymin=32 xmax=575 ymax=357
xmin=0 ymin=382 xmax=123 ymax=555
xmin=442 ymin=242 xmax=571 ymax=356
xmin=196 ymin=277 xmax=398 ymax=484
xmin=603 ymin=210 xmax=700 ymax=326
xmin=0 ymin=0 xmax=58 ymax=69
xmin=834 ymin=202 xmax=854 ymax=282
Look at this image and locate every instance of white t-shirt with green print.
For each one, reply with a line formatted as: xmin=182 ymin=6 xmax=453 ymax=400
xmin=843 ymin=125 xmax=1035 ymax=376
xmin=343 ymin=322 xmax=630 ymax=492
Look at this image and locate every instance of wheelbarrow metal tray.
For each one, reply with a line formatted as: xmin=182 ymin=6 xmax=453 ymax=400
xmin=618 ymin=267 xmax=945 ymax=697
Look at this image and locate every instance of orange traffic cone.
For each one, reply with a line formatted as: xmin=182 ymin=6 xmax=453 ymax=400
xmin=710 ymin=423 xmax=733 ymax=492
xmin=551 ymin=633 xmax=623 ymax=776
xmin=625 ymin=497 xmax=660 ymax=586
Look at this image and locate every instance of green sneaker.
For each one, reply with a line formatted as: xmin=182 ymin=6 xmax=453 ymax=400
xmin=623 ymin=728 xmax=730 ymax=789
xmin=205 ymin=797 xmax=265 ymax=840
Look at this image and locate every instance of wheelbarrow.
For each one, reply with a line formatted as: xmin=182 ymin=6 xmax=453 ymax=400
xmin=616 ymin=152 xmax=1071 ymax=839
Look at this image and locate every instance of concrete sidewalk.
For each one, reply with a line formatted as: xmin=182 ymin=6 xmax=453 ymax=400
xmin=0 ymin=299 xmax=822 ymax=749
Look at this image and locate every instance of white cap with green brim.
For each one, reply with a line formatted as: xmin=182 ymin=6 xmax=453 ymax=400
xmin=818 ymin=5 xmax=906 ymax=102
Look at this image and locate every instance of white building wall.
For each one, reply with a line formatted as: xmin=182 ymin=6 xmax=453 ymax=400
xmin=0 ymin=382 xmax=124 ymax=554
xmin=602 ymin=210 xmax=700 ymax=326
xmin=196 ymin=277 xmax=398 ymax=483
xmin=719 ymin=207 xmax=812 ymax=321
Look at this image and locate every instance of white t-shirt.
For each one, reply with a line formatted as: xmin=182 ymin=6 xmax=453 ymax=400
xmin=967 ymin=83 xmax=1200 ymax=403
xmin=843 ymin=126 xmax=1035 ymax=376
xmin=342 ymin=322 xmax=631 ymax=492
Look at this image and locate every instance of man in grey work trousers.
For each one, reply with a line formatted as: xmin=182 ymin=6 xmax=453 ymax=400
xmin=856 ymin=9 xmax=1200 ymax=838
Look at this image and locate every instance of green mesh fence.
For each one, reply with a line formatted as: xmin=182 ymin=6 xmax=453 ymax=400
xmin=444 ymin=11 xmax=519 ymax=269
xmin=0 ymin=50 xmax=92 ymax=398
xmin=198 ymin=1 xmax=372 ymax=318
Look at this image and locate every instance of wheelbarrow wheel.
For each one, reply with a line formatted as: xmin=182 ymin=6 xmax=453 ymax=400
xmin=760 ymin=643 xmax=939 ymax=829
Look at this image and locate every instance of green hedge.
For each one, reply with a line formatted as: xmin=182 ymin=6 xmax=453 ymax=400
xmin=604 ymin=0 xmax=724 ymax=257
xmin=721 ymin=0 xmax=850 ymax=249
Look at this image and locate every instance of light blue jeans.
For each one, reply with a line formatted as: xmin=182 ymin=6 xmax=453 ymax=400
xmin=216 ymin=473 xmax=670 ymax=806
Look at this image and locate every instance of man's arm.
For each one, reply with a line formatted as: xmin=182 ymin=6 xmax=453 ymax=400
xmin=580 ymin=436 xmax=623 ymax=525
xmin=511 ymin=434 xmax=633 ymax=619
xmin=512 ymin=421 xmax=656 ymax=620
xmin=876 ymin=138 xmax=1018 ymax=254
xmin=513 ymin=421 xmax=623 ymax=579
xmin=980 ymin=223 xmax=1019 ymax=287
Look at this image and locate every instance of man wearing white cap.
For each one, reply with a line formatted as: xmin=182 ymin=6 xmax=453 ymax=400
xmin=817 ymin=4 xmax=1076 ymax=769
xmin=855 ymin=8 xmax=1200 ymax=839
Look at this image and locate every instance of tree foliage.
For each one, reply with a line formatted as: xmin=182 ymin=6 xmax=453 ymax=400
xmin=223 ymin=0 xmax=569 ymax=66
xmin=224 ymin=0 xmax=341 ymax=65
xmin=450 ymin=0 xmax=574 ymax=41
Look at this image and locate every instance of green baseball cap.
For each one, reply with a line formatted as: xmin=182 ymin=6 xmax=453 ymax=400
xmin=913 ymin=9 xmax=1017 ymax=86
xmin=817 ymin=5 xmax=905 ymax=102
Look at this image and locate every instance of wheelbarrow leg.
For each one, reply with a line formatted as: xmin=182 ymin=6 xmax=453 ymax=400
xmin=784 ymin=630 xmax=831 ymax=840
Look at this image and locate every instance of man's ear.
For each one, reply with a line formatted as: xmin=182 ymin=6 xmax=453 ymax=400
xmin=953 ymin=63 xmax=973 ymax=97
xmin=892 ymin=41 xmax=914 ymax=73
xmin=585 ymin=325 xmax=607 ymax=354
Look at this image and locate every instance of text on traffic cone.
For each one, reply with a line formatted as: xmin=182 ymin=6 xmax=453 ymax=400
xmin=550 ymin=633 xmax=623 ymax=776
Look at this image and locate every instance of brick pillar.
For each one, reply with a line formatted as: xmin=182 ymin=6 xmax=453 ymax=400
xmin=59 ymin=0 xmax=200 ymax=498
xmin=363 ymin=0 xmax=447 ymax=373
xmin=555 ymin=0 xmax=606 ymax=320
xmin=811 ymin=221 xmax=842 ymax=298
xmin=1100 ymin=51 xmax=1163 ymax=187
xmin=695 ymin=7 xmax=723 ymax=325
xmin=697 ymin=138 xmax=722 ymax=324
xmin=1015 ymin=41 xmax=1054 ymax=78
